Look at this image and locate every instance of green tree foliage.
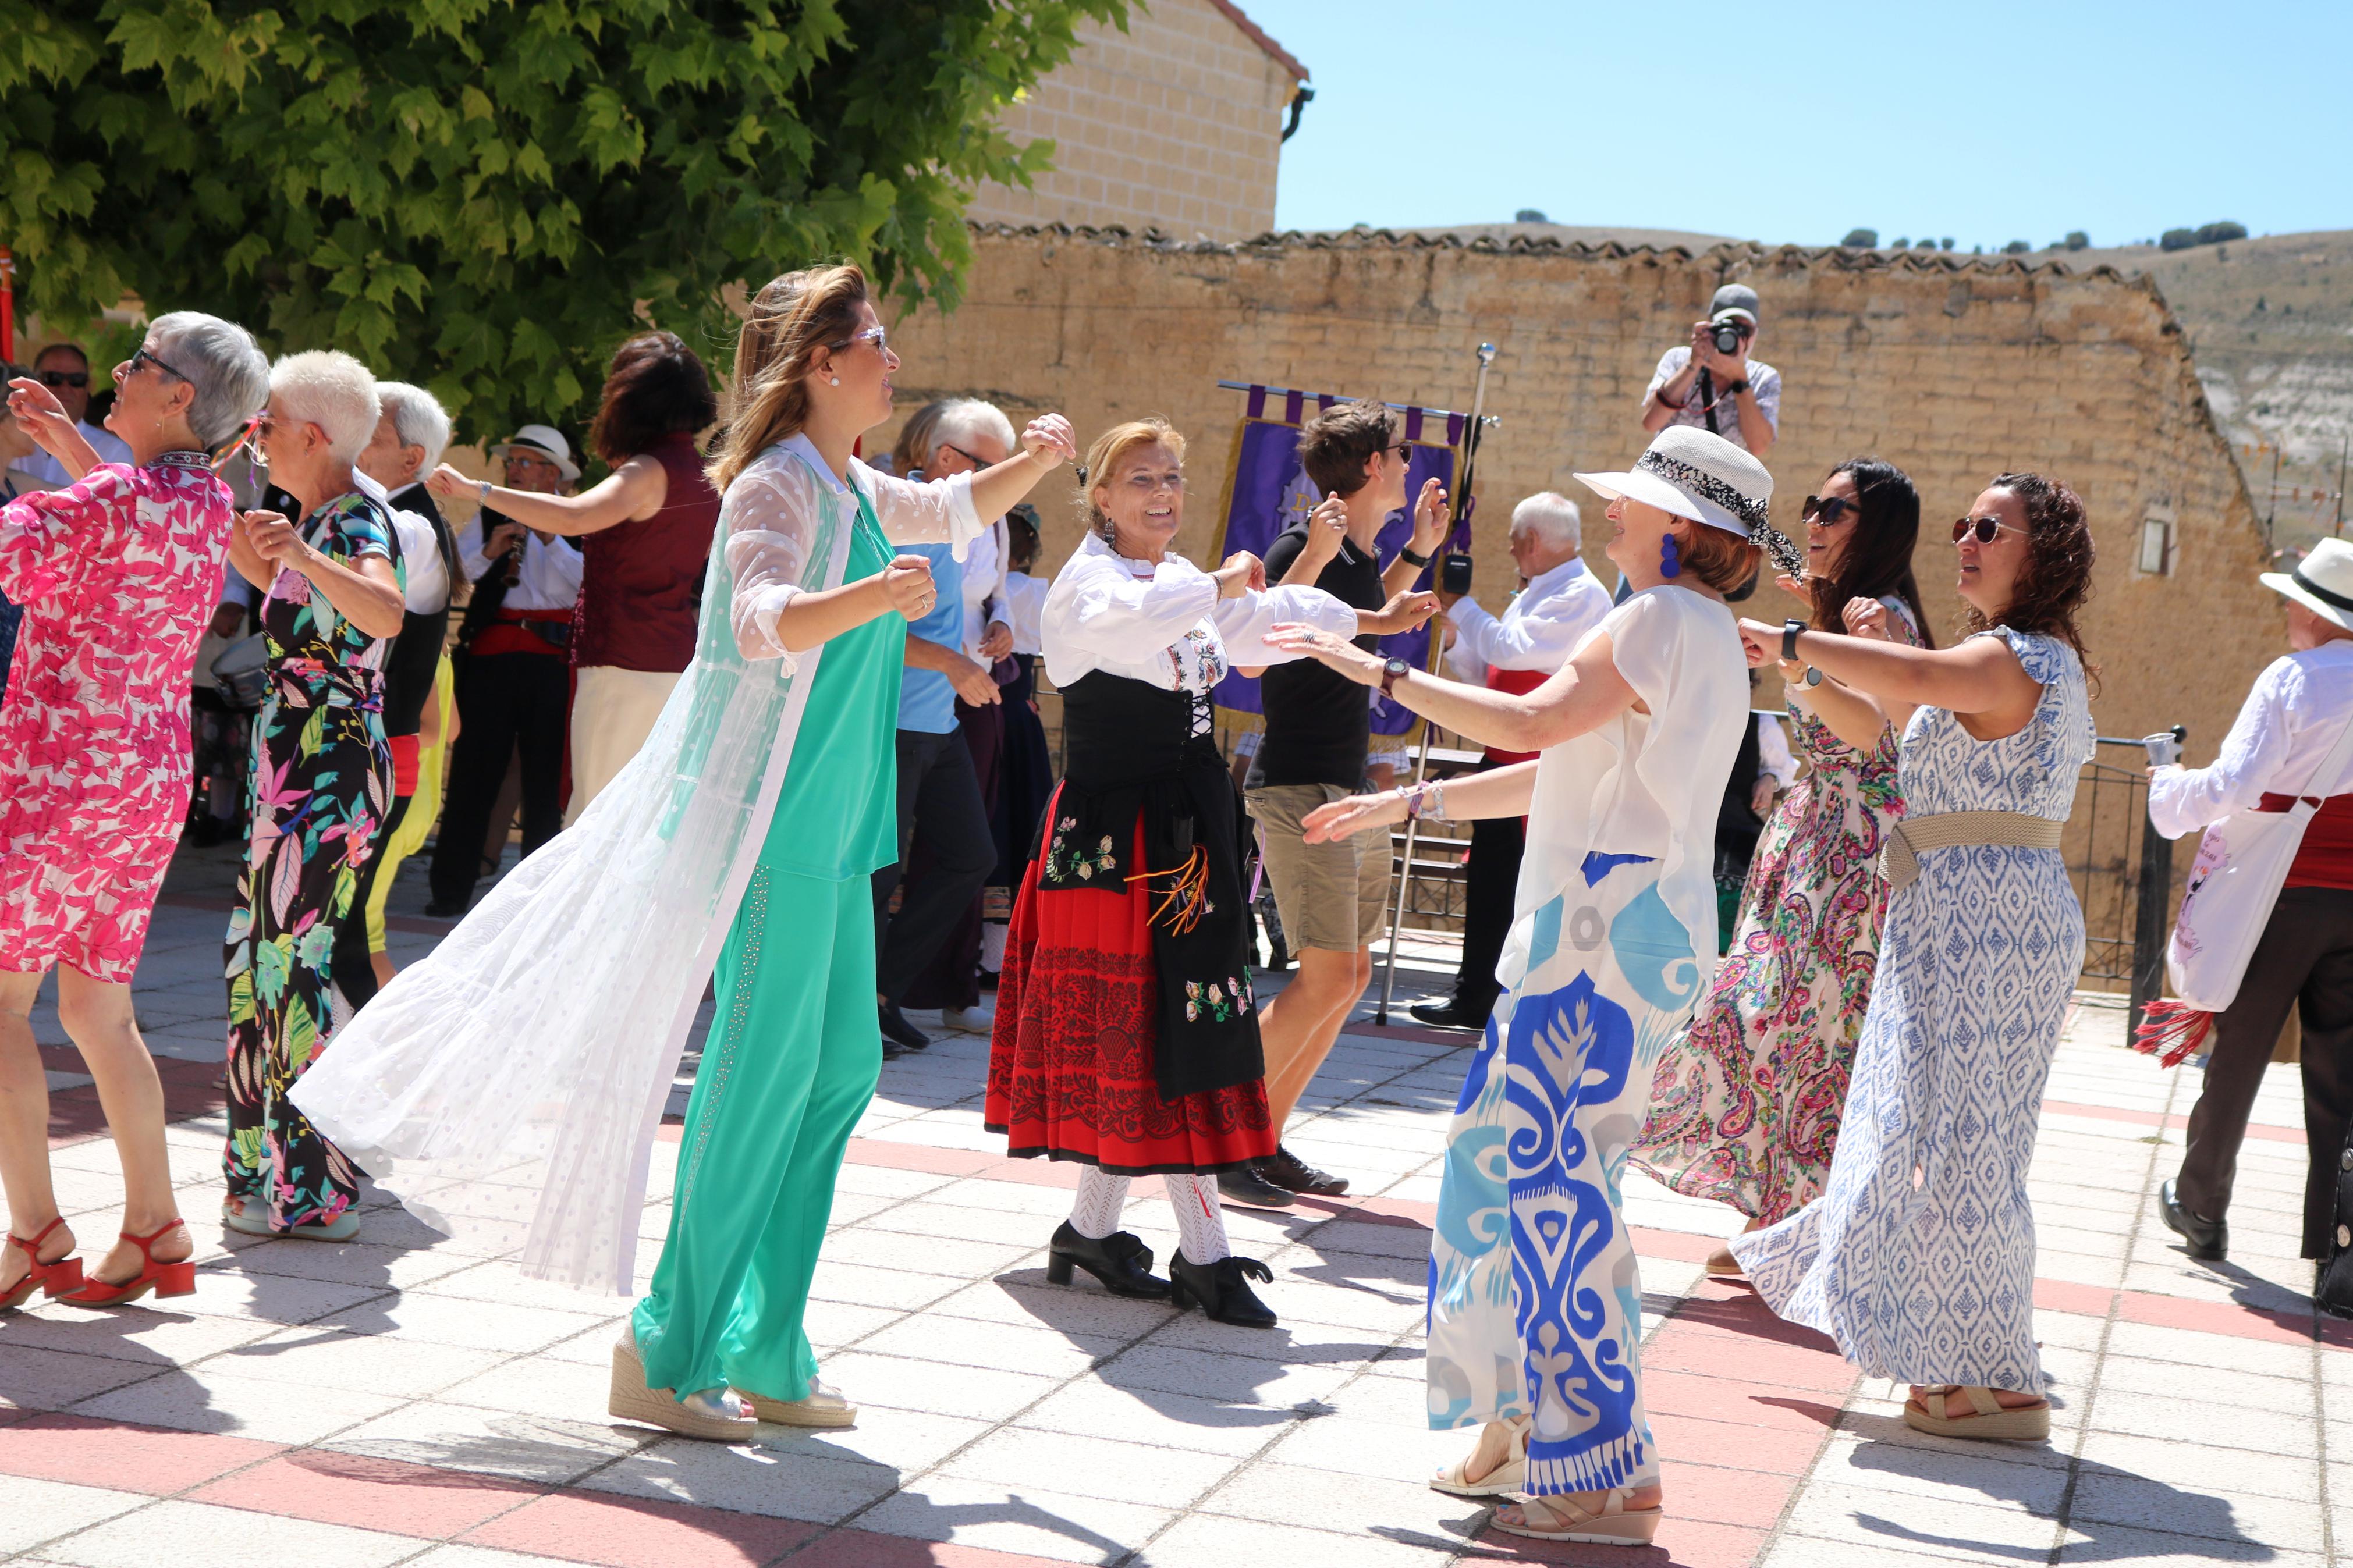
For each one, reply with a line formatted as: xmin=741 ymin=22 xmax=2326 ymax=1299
xmin=2064 ymin=230 xmax=2089 ymax=251
xmin=1839 ymin=228 xmax=1876 ymax=249
xmin=2 ymin=0 xmax=1128 ymax=436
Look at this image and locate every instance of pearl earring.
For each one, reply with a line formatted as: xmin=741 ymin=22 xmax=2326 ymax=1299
xmin=828 ymin=376 xmax=840 ymax=387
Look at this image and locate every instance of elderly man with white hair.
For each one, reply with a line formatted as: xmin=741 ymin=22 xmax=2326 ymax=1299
xmin=221 ymin=349 xmax=406 ymax=1242
xmin=1414 ymin=490 xmax=1613 ymax=1030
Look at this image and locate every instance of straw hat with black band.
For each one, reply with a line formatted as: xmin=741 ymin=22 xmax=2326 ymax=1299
xmin=1571 ymin=424 xmax=1804 ymax=579
xmin=2263 ymin=537 xmax=2353 ymax=634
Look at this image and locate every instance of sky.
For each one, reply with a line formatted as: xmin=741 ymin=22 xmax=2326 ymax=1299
xmin=1241 ymin=0 xmax=2353 ymax=249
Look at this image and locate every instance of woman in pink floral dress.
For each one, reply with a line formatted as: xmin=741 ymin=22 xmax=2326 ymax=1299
xmin=1631 ymin=460 xmax=1930 ymax=1272
xmin=0 ymin=314 xmax=269 ymax=1305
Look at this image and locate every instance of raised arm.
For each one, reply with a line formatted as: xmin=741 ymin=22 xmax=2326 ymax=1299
xmin=5 ymin=378 xmax=101 ymax=483
xmin=1049 ymin=552 xmax=1220 ymax=660
xmin=1212 ymin=581 xmax=1358 ymax=666
xmin=726 ymin=456 xmax=928 ymax=668
xmin=426 ymin=456 xmax=667 ymax=537
xmin=867 ymin=413 xmax=1076 ymax=552
xmin=1296 ymin=759 xmax=1541 ymax=847
xmin=1742 ymin=618 xmax=2042 ymax=740
xmin=0 ymin=474 xmax=118 ymax=603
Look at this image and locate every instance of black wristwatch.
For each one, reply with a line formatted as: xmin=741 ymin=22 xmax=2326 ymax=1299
xmin=1724 ymin=378 xmax=1751 ymax=396
xmin=1781 ymin=618 xmax=1805 ymax=663
xmin=1380 ymin=656 xmax=1411 ymax=696
xmin=1399 ymin=544 xmax=1433 ymax=568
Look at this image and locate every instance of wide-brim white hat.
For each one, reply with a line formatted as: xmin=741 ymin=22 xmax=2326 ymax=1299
xmin=1575 ymin=425 xmax=1804 ymax=577
xmin=2262 ymin=536 xmax=2353 ymax=632
xmin=492 ymin=422 xmax=581 ymax=483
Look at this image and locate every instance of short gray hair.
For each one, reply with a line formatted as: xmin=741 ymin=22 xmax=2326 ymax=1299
xmin=147 ymin=311 xmax=270 ymax=449
xmin=375 ymin=381 xmax=452 ymax=471
xmin=269 ymin=349 xmax=379 ymax=464
xmin=1511 ymin=491 xmax=1581 ymax=550
xmin=927 ymin=398 xmax=1017 ymax=465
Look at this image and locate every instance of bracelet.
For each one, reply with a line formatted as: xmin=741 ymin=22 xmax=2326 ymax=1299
xmin=1781 ymin=618 xmax=1805 ymax=664
xmin=1400 ymin=781 xmax=1450 ymax=824
xmin=477 ymin=480 xmax=493 ymax=504
xmin=1399 ymin=544 xmax=1432 ymax=568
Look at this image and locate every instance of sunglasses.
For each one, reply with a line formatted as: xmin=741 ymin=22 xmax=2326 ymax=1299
xmin=941 ymin=442 xmax=996 ymax=471
xmin=1389 ymin=440 xmax=1413 ymax=462
xmin=1800 ymin=495 xmax=1864 ymax=526
xmin=828 ymin=325 xmax=889 ymax=357
xmin=38 ymin=370 xmax=89 ymax=389
xmin=1953 ymin=514 xmax=2027 ymax=545
xmin=128 ymin=345 xmax=191 ymax=383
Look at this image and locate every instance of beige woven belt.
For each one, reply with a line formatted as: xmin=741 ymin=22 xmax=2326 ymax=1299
xmin=1880 ymin=810 xmax=2065 ymax=890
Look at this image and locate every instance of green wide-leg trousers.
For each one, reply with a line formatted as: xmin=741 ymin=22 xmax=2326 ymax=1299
xmin=632 ymin=866 xmax=881 ymax=1400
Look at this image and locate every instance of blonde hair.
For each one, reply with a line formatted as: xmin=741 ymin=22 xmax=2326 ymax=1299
xmin=890 ymin=400 xmax=952 ymax=478
xmin=706 ymin=264 xmax=869 ymax=494
xmin=1079 ymin=417 xmax=1186 ymax=540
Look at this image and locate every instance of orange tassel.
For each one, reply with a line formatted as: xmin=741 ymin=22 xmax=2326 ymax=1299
xmin=1128 ymin=845 xmax=1210 ymax=934
xmin=2132 ymin=999 xmax=2213 ymax=1069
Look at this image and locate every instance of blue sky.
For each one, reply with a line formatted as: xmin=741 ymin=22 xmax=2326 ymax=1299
xmin=1241 ymin=0 xmax=2352 ymax=247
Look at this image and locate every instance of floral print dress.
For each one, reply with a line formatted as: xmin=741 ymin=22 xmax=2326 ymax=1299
xmin=223 ymin=491 xmax=401 ymax=1231
xmin=0 ymin=457 xmax=235 ymax=982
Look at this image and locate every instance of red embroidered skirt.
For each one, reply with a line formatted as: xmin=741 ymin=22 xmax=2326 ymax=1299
xmin=985 ymin=815 xmax=1273 ymax=1175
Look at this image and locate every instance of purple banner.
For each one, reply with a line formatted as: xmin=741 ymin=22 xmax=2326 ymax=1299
xmin=1211 ymin=419 xmax=1456 ymax=736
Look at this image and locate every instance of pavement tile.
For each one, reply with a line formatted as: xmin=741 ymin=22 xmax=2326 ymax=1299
xmin=1780 ymin=1478 xmax=2073 ymax=1555
xmin=69 ymin=1366 xmax=406 ymax=1444
xmin=311 ymin=1292 xmax=608 ymax=1353
xmin=0 ymin=1304 xmax=283 ymax=1368
xmin=929 ymin=1278 xmax=1179 ymax=1339
xmin=1019 ymin=1382 xmax=1299 ymax=1457
xmin=1138 ymin=1512 xmax=1456 ymax=1566
xmin=325 ymin=1400 xmax=659 ymax=1485
xmin=576 ymin=1436 xmax=896 ymax=1524
xmin=2084 ymin=1388 xmax=2317 ymax=1455
xmin=857 ymin=1315 xmax=1125 ymax=1379
xmin=820 ymin=1349 xmax=1061 ymax=1422
xmin=808 ymin=1263 xmax=973 ymax=1314
xmin=1260 ymin=1413 xmax=1468 ymax=1484
xmin=167 ymin=1267 xmax=388 ymax=1325
xmin=2068 ymin=1467 xmax=2324 ymax=1551
xmin=0 ymin=1412 xmax=281 ymax=1494
xmin=2074 ymin=1431 xmax=2320 ymax=1502
xmin=40 ymin=1497 xmax=423 ymax=1568
xmin=0 ymin=1346 xmax=171 ymax=1411
xmin=853 ymin=1475 xmax=1174 ymax=1564
xmin=435 ymin=1352 xmax=619 ymax=1415
xmin=0 ymin=1475 xmax=148 ymax=1555
xmin=208 ymin=1325 xmax=509 ymax=1398
xmin=184 ymin=1448 xmax=537 ymax=1537
xmin=462 ymin=1487 xmax=818 ymax=1567
xmin=2051 ymin=1523 xmax=2327 ymax=1566
xmin=1092 ymin=1342 xmax=1355 ymax=1409
xmin=1807 ymin=1431 xmax=2068 ymax=1510
xmin=819 ymin=1228 xmax=1038 ymax=1281
xmin=943 ymin=1427 xmax=1240 ymax=1510
xmin=749 ymin=1403 xmax=991 ymax=1473
xmin=1649 ymin=1412 xmax=1839 ymax=1477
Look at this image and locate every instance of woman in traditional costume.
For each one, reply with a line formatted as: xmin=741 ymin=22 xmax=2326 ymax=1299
xmin=293 ymin=265 xmax=1076 ymax=1441
xmin=1266 ymin=426 xmax=1775 ymax=1545
xmin=985 ymin=418 xmax=1390 ymax=1329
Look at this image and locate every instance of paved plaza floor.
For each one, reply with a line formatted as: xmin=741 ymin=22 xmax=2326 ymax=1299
xmin=1 ymin=841 xmax=2344 ymax=1566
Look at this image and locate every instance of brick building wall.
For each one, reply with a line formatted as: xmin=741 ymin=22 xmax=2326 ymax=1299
xmin=886 ymin=227 xmax=2276 ymax=759
xmin=963 ymin=0 xmax=1303 ymax=241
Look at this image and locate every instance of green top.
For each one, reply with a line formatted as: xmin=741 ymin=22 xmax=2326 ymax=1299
xmin=760 ymin=491 xmax=903 ymax=881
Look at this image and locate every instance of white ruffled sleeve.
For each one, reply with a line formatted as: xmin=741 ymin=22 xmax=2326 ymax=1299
xmin=857 ymin=461 xmax=984 ymax=558
xmin=722 ymin=456 xmax=825 ymax=670
xmin=1050 ymin=550 xmax=1220 ymax=662
xmin=2149 ymin=657 xmax=2295 ymax=839
xmin=1213 ymin=582 xmax=1360 ymax=666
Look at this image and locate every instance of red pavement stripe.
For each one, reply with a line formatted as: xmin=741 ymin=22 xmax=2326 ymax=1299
xmin=2039 ymin=1096 xmax=2301 ymax=1143
xmin=784 ymin=1530 xmax=1099 ymax=1567
xmin=0 ymin=1413 xmax=283 ymax=1494
xmin=187 ymin=1449 xmax=536 ymax=1537
xmin=462 ymin=1489 xmax=818 ymax=1567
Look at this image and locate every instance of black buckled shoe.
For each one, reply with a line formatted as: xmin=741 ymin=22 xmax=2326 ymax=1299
xmin=1169 ymin=1253 xmax=1277 ymax=1328
xmin=878 ymin=1001 xmax=930 ymax=1051
xmin=1259 ymin=1144 xmax=1348 ymax=1197
xmin=1409 ymin=997 xmax=1489 ymax=1032
xmin=1044 ymin=1222 xmax=1170 ymax=1298
xmin=1216 ymin=1162 xmax=1296 ymax=1209
xmin=2160 ymin=1178 xmax=2228 ymax=1261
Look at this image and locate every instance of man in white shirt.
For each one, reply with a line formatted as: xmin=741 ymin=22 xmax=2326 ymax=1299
xmin=427 ymin=426 xmax=585 ymax=915
xmin=18 ymin=343 xmax=133 ymax=485
xmin=1414 ymin=492 xmax=1613 ymax=1029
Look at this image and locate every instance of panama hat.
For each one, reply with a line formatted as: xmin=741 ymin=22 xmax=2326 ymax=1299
xmin=2262 ymin=537 xmax=2353 ymax=633
xmin=1574 ymin=426 xmax=1804 ymax=577
xmin=492 ymin=423 xmax=581 ymax=484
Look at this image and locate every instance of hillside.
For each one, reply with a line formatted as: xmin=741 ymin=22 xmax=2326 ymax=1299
xmin=2061 ymin=231 xmax=2353 ymax=552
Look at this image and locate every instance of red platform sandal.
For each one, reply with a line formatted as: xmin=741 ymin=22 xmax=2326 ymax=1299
xmin=0 ymin=1218 xmax=83 ymax=1308
xmin=59 ymin=1219 xmax=194 ymax=1306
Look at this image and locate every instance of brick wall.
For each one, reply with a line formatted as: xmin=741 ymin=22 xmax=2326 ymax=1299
xmin=885 ymin=227 xmax=2278 ymax=766
xmin=963 ymin=0 xmax=1300 ymax=241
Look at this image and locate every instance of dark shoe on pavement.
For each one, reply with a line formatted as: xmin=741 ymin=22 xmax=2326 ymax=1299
xmin=881 ymin=1039 xmax=908 ymax=1062
xmin=1410 ymin=997 xmax=1489 ymax=1032
xmin=1045 ymin=1222 xmax=1171 ymax=1298
xmin=1169 ymin=1253 xmax=1277 ymax=1328
xmin=1259 ymin=1144 xmax=1348 ymax=1197
xmin=878 ymin=1001 xmax=930 ymax=1051
xmin=2159 ymin=1178 xmax=2227 ymax=1260
xmin=1216 ymin=1162 xmax=1296 ymax=1209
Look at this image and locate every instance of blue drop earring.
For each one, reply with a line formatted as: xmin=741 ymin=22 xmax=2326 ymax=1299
xmin=1659 ymin=532 xmax=1681 ymax=579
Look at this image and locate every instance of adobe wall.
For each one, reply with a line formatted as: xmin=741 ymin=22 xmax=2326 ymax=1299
xmin=883 ymin=227 xmax=2279 ymax=767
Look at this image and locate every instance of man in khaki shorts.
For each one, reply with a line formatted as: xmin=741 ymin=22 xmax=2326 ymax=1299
xmin=1235 ymin=400 xmax=1440 ymax=1207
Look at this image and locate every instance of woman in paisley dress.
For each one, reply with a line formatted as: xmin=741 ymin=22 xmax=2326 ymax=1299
xmin=985 ymin=418 xmax=1376 ymax=1330
xmin=1269 ymin=425 xmax=1781 ymax=1546
xmin=1730 ymin=473 xmax=2098 ymax=1443
xmin=1633 ymin=459 xmax=1930 ymax=1274
xmin=0 ymin=317 xmax=268 ymax=1306
xmin=221 ymin=351 xmax=408 ymax=1242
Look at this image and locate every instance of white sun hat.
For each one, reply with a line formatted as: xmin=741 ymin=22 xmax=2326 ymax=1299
xmin=2261 ymin=536 xmax=2353 ymax=634
xmin=1574 ymin=425 xmax=1803 ymax=577
xmin=492 ymin=422 xmax=582 ymax=483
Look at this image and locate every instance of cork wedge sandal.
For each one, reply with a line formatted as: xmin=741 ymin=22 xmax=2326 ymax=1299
xmin=1903 ymin=1384 xmax=2051 ymax=1441
xmin=607 ymin=1336 xmax=756 ymax=1443
xmin=1429 ymin=1417 xmax=1527 ymax=1497
xmin=733 ymin=1378 xmax=857 ymax=1429
xmin=1490 ymin=1488 xmax=1663 ymax=1546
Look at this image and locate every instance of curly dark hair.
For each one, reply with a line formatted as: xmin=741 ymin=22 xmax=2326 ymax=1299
xmin=587 ymin=330 xmax=719 ymax=465
xmin=1966 ymin=471 xmax=2097 ymax=684
xmin=1808 ymin=458 xmax=1933 ymax=647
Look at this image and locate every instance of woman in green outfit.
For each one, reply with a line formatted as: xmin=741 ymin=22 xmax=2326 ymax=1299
xmin=290 ymin=266 xmax=1074 ymax=1442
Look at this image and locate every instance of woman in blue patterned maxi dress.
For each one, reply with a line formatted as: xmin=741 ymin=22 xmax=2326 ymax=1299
xmin=1730 ymin=473 xmax=2098 ymax=1443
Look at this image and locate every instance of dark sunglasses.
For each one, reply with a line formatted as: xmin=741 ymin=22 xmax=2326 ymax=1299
xmin=129 ymin=345 xmax=191 ymax=383
xmin=1389 ymin=440 xmax=1413 ymax=462
xmin=1953 ymin=514 xmax=2026 ymax=545
xmin=941 ymin=442 xmax=995 ymax=471
xmin=38 ymin=369 xmax=88 ymax=389
xmin=1800 ymin=495 xmax=1864 ymax=526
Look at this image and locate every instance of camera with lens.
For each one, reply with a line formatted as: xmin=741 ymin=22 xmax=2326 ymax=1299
xmin=1710 ymin=320 xmax=1748 ymax=355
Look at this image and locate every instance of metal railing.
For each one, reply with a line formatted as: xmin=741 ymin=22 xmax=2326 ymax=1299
xmin=2068 ymin=730 xmax=2182 ymax=1040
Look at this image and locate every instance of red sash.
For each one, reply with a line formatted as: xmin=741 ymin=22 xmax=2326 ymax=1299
xmin=1484 ymin=666 xmax=1549 ymax=764
xmin=2255 ymin=791 xmax=2353 ymax=892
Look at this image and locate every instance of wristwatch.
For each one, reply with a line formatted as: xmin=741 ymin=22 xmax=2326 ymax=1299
xmin=477 ymin=479 xmax=494 ymax=504
xmin=1803 ymin=666 xmax=1825 ymax=688
xmin=1379 ymin=656 xmax=1411 ymax=696
xmin=1781 ymin=618 xmax=1805 ymax=663
xmin=1724 ymin=378 xmax=1751 ymax=396
xmin=1399 ymin=544 xmax=1432 ymax=568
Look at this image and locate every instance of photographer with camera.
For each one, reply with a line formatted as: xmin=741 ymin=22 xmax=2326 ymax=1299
xmin=1642 ymin=283 xmax=1780 ymax=457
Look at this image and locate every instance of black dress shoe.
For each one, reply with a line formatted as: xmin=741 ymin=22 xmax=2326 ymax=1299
xmin=881 ymin=1039 xmax=908 ymax=1062
xmin=1169 ymin=1253 xmax=1277 ymax=1328
xmin=1045 ymin=1222 xmax=1170 ymax=1297
xmin=1216 ymin=1162 xmax=1296 ymax=1208
xmin=1259 ymin=1144 xmax=1348 ymax=1197
xmin=2160 ymin=1178 xmax=2228 ymax=1260
xmin=423 ymin=898 xmax=469 ymax=919
xmin=878 ymin=1001 xmax=930 ymax=1050
xmin=1410 ymin=997 xmax=1489 ymax=1031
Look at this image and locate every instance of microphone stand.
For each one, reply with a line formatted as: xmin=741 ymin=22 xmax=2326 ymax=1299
xmin=1376 ymin=341 xmax=1496 ymax=1025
